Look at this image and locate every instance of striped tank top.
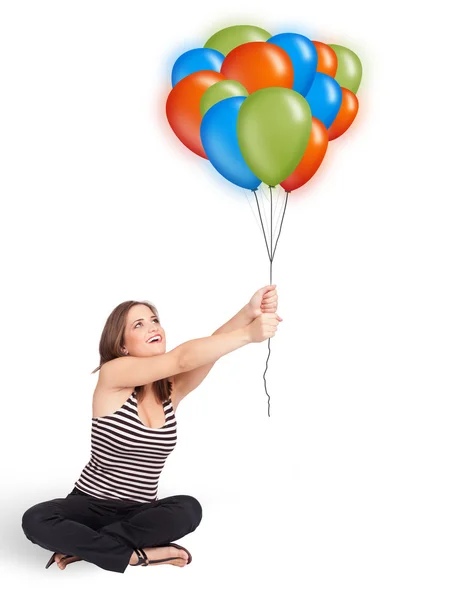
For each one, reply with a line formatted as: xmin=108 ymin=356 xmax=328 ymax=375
xmin=74 ymin=389 xmax=177 ymax=503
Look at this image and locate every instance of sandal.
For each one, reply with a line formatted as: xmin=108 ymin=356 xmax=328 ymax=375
xmin=131 ymin=543 xmax=192 ymax=566
xmin=169 ymin=542 xmax=192 ymax=564
xmin=45 ymin=552 xmax=74 ymax=569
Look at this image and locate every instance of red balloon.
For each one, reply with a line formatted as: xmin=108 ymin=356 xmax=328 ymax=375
xmin=166 ymin=70 xmax=225 ymax=158
xmin=312 ymin=41 xmax=337 ymax=77
xmin=280 ymin=118 xmax=328 ymax=192
xmin=221 ymin=42 xmax=293 ymax=94
xmin=327 ymin=88 xmax=359 ymax=141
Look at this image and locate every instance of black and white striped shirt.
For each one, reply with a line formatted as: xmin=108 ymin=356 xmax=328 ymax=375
xmin=74 ymin=389 xmax=177 ymax=503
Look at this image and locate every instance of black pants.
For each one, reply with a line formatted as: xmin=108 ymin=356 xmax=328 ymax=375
xmin=21 ymin=486 xmax=202 ymax=573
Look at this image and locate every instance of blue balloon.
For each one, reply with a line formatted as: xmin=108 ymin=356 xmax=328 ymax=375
xmin=267 ymin=33 xmax=318 ymax=97
xmin=305 ymin=73 xmax=342 ymax=128
xmin=200 ymin=97 xmax=261 ymax=191
xmin=171 ymin=48 xmax=224 ymax=87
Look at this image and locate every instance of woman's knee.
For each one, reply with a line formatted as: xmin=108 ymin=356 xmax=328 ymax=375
xmin=21 ymin=501 xmax=56 ymax=541
xmin=180 ymin=495 xmax=202 ymax=527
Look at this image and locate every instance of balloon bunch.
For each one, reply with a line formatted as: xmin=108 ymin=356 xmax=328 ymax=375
xmin=166 ymin=24 xmax=362 ymax=255
xmin=166 ymin=25 xmax=362 ymax=416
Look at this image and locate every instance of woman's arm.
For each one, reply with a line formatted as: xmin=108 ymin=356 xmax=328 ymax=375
xmin=171 ymin=304 xmax=254 ymax=404
xmin=172 ymin=285 xmax=279 ymax=404
xmin=179 ymin=324 xmax=250 ymax=372
xmin=211 ymin=304 xmax=254 ymax=336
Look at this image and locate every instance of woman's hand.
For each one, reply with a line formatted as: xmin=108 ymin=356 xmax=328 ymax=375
xmin=246 ymin=284 xmax=283 ymax=322
xmin=246 ymin=313 xmax=281 ymax=343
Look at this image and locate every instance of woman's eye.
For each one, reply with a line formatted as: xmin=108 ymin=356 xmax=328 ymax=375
xmin=135 ymin=318 xmax=159 ymax=328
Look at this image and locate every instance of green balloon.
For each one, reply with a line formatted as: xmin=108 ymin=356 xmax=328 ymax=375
xmin=237 ymin=88 xmax=312 ymax=187
xmin=200 ymin=80 xmax=249 ymax=117
xmin=329 ymin=44 xmax=362 ymax=95
xmin=204 ymin=25 xmax=271 ymax=56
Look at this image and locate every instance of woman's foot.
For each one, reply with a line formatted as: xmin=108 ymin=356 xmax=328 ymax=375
xmin=52 ymin=553 xmax=83 ymax=570
xmin=129 ymin=546 xmax=189 ymax=567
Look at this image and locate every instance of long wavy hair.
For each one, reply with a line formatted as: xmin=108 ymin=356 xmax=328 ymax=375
xmin=91 ymin=300 xmax=172 ymax=406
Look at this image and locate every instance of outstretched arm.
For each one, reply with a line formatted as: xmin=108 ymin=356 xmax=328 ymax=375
xmin=171 ymin=285 xmax=280 ymax=406
xmin=211 ymin=304 xmax=255 ymax=336
xmin=171 ymin=304 xmax=255 ymax=406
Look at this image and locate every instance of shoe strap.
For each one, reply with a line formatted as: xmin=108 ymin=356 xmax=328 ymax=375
xmin=134 ymin=547 xmax=148 ymax=565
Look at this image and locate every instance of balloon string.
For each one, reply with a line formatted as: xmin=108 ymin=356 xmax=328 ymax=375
xmin=271 ymin=190 xmax=288 ymax=261
xmin=272 ymin=188 xmax=286 ymax=246
xmin=258 ymin=186 xmax=272 ymax=244
xmin=262 ymin=185 xmax=285 ymax=248
xmin=272 ymin=185 xmax=282 ymax=229
xmin=253 ymin=190 xmax=272 ymax=262
xmin=263 ymin=186 xmax=274 ymax=417
xmin=270 ymin=186 xmax=273 ymax=284
xmin=254 ymin=187 xmax=289 ymax=417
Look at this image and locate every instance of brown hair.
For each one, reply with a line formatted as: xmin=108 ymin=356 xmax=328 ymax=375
xmin=91 ymin=300 xmax=172 ymax=406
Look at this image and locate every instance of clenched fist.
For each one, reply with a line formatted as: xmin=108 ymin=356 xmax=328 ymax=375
xmin=247 ymin=284 xmax=283 ymax=322
xmin=246 ymin=313 xmax=281 ymax=343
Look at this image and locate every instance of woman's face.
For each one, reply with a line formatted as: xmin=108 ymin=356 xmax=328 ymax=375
xmin=122 ymin=304 xmax=166 ymax=357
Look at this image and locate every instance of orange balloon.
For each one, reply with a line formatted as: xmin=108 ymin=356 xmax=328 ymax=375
xmin=221 ymin=42 xmax=293 ymax=94
xmin=313 ymin=41 xmax=337 ymax=77
xmin=166 ymin=70 xmax=225 ymax=159
xmin=327 ymin=88 xmax=359 ymax=141
xmin=280 ymin=118 xmax=328 ymax=192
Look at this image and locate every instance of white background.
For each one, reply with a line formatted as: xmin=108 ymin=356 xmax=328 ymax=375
xmin=0 ymin=1 xmax=463 ymax=598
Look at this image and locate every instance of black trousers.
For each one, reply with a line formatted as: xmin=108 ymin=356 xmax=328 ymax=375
xmin=21 ymin=486 xmax=203 ymax=573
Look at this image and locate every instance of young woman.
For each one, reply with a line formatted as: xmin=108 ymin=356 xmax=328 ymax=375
xmin=21 ymin=284 xmax=282 ymax=573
